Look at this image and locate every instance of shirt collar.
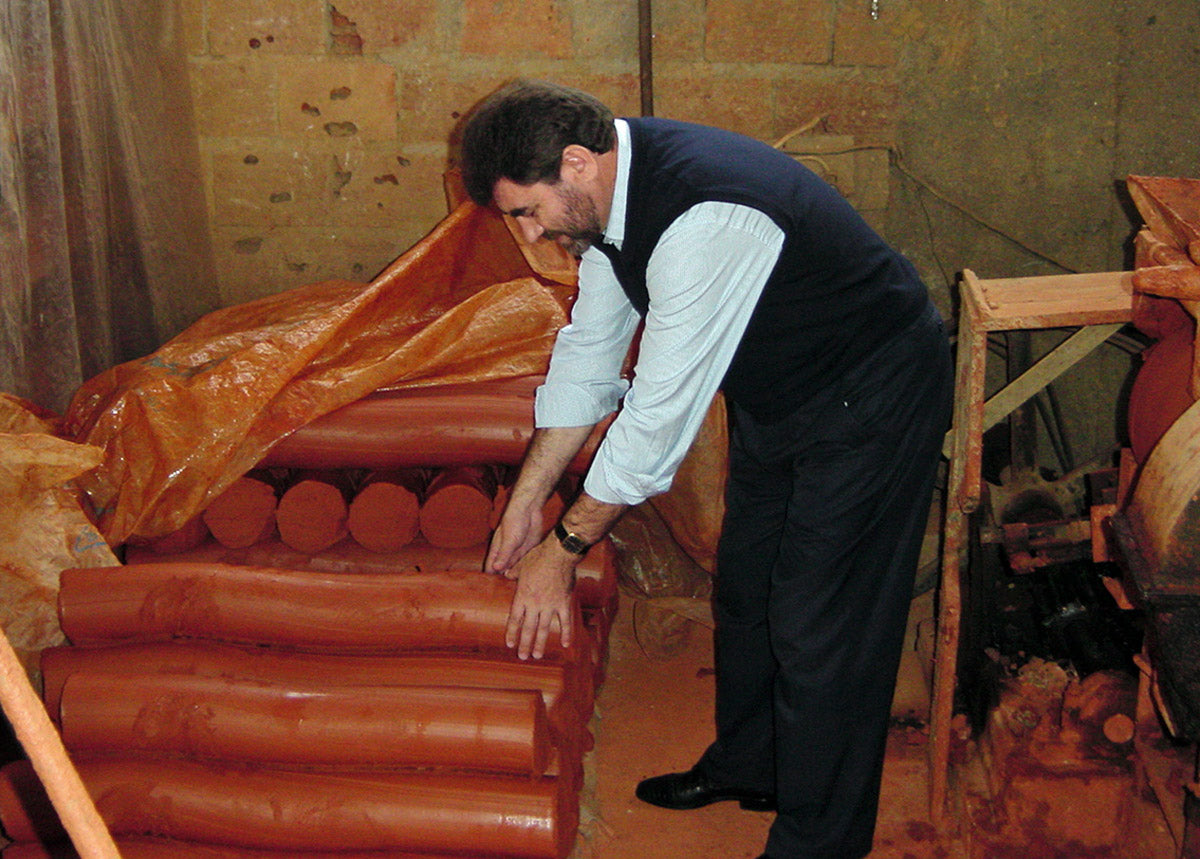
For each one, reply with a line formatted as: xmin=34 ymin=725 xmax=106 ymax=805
xmin=603 ymin=118 xmax=632 ymax=249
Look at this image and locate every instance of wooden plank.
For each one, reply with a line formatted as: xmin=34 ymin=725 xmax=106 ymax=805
xmin=929 ymin=503 xmax=966 ymax=826
xmin=966 ymin=270 xmax=1134 ymax=330
xmin=981 ymin=324 xmax=1125 ymax=433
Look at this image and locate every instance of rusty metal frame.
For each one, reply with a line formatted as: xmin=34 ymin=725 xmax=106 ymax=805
xmin=928 ymin=268 xmax=1135 ymax=826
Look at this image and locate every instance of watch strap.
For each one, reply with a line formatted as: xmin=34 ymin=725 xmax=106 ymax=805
xmin=554 ymin=521 xmax=593 ymax=555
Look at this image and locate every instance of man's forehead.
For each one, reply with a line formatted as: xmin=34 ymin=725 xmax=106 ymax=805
xmin=493 ymin=178 xmax=548 ymax=214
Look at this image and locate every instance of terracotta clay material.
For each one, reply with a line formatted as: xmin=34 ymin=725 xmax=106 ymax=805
xmin=40 ymin=642 xmax=590 ymax=746
xmin=492 ymin=477 xmax=578 ymax=538
xmin=202 ymin=472 xmax=280 ymax=549
xmin=490 ymin=481 xmax=511 ymax=530
xmin=274 ymin=470 xmax=355 ymax=554
xmin=347 ymin=469 xmax=426 ymax=552
xmin=2 ymin=841 xmax=462 ymax=858
xmin=123 ymin=535 xmax=619 ymax=617
xmin=0 ymin=757 xmax=577 ymax=857
xmin=260 ymin=376 xmax=610 ymax=476
xmin=419 ymin=466 xmax=498 ymax=549
xmin=58 ymin=564 xmax=582 ymax=659
xmin=1127 ymin=323 xmax=1196 ymax=463
xmin=0 ymin=759 xmax=62 ymax=850
xmin=58 ymin=672 xmax=552 ymax=776
xmin=135 ymin=515 xmax=210 ymax=556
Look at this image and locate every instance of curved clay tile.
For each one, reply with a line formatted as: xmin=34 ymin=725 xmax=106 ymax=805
xmin=0 ymin=757 xmax=577 ymax=857
xmin=58 ymin=673 xmax=552 ymax=776
xmin=2 ymin=839 xmax=462 ymax=858
xmin=347 ymin=469 xmax=427 ymax=552
xmin=39 ymin=642 xmax=591 ymax=748
xmin=131 ymin=515 xmax=210 ymax=556
xmin=202 ymin=473 xmax=281 ymax=549
xmin=418 ymin=466 xmax=498 ymax=549
xmin=260 ymin=376 xmax=610 ymax=476
xmin=274 ymin=471 xmax=356 ymax=554
xmin=57 ymin=564 xmax=582 ymax=660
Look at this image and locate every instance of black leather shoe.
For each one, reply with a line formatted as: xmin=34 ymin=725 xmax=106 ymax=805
xmin=635 ymin=767 xmax=775 ymax=811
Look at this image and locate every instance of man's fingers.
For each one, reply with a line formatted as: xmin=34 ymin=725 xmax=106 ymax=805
xmin=505 ymin=601 xmax=526 ymax=650
xmin=558 ymin=608 xmax=573 ymax=650
xmin=518 ymin=612 xmax=541 ymax=660
xmin=510 ymin=604 xmax=570 ymax=660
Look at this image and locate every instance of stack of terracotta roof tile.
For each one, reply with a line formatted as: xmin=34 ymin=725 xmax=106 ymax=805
xmin=7 ymin=376 xmax=618 ymax=858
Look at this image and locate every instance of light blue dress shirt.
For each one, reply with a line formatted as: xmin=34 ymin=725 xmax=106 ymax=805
xmin=534 ymin=119 xmax=786 ymax=506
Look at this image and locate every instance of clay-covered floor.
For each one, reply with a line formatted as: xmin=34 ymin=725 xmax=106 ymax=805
xmin=578 ymin=593 xmax=966 ymax=858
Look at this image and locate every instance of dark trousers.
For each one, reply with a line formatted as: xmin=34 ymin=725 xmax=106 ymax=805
xmin=698 ymin=303 xmax=953 ymax=858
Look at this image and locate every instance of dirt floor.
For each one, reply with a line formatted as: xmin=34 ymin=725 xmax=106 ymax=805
xmin=576 ymin=587 xmax=1187 ymax=859
xmin=577 ymin=592 xmax=968 ymax=859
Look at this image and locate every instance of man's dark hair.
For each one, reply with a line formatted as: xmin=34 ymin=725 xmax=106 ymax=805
xmin=459 ymin=79 xmax=616 ymax=205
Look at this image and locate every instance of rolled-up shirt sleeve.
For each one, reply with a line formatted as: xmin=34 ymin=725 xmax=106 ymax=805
xmin=534 ymin=249 xmax=639 ymax=427
xmin=567 ymin=201 xmax=785 ymax=506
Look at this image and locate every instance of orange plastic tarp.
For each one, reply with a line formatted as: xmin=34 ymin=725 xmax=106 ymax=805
xmin=61 ymin=198 xmax=726 ymax=574
xmin=63 ymin=203 xmax=573 ymax=545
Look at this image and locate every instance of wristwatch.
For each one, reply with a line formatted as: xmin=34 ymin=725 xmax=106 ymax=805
xmin=554 ymin=521 xmax=593 ymax=556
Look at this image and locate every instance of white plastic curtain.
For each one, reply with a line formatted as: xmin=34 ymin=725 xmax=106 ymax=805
xmin=0 ymin=0 xmax=218 ymax=414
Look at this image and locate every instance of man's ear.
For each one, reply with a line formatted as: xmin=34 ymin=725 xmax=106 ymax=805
xmin=560 ymin=144 xmax=597 ymax=182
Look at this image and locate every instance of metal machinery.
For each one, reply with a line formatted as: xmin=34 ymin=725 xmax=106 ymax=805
xmin=931 ymin=176 xmax=1200 ymax=855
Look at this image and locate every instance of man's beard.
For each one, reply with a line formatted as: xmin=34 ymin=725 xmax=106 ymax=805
xmin=547 ymin=182 xmax=603 ymax=257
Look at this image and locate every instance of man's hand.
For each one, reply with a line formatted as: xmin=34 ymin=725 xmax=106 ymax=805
xmin=503 ymin=538 xmax=577 ymax=660
xmin=485 ymin=499 xmax=544 ymax=575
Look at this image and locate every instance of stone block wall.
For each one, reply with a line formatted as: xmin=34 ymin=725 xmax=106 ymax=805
xmin=183 ymin=0 xmax=902 ymax=306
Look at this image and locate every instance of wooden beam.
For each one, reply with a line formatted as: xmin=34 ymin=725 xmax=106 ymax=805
xmin=982 ymin=323 xmax=1125 ymax=433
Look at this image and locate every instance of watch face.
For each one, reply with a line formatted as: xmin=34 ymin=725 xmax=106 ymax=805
xmin=561 ymin=533 xmax=590 ymax=555
xmin=555 ymin=522 xmax=591 ymax=555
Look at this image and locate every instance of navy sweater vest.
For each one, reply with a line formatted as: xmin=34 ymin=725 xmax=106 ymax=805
xmin=601 ymin=117 xmax=928 ymax=422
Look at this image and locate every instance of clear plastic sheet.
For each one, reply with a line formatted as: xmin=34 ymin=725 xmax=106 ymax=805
xmin=609 ymin=503 xmax=712 ymax=600
xmin=0 ymin=395 xmax=117 ymax=679
xmin=0 ymin=0 xmax=218 ymax=414
xmin=63 ymin=203 xmax=573 ymax=546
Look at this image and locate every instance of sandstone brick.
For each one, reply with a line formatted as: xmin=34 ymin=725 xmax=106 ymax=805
xmin=277 ymin=59 xmax=397 ymax=140
xmin=181 ymin=0 xmax=207 ymax=56
xmin=774 ymin=70 xmax=899 ymax=146
xmin=397 ymin=71 xmax=506 ymax=147
xmin=654 ymin=70 xmax=776 ymax=140
xmin=206 ymin=0 xmax=326 ymax=56
xmin=852 ymin=147 xmax=890 ymax=211
xmin=705 ymin=0 xmax=831 ymax=64
xmin=460 ymin=0 xmax=572 ymax=59
xmin=328 ymin=146 xmax=451 ymax=228
xmin=210 ymin=143 xmax=449 ymax=231
xmin=210 ymin=147 xmax=331 ymax=227
xmin=650 ymin=0 xmax=705 ymax=62
xmin=191 ymin=59 xmax=278 ymax=137
xmin=214 ymin=226 xmax=417 ymax=305
xmin=565 ymin=72 xmax=643 ymax=119
xmin=571 ymin=0 xmax=638 ymax=61
xmin=833 ymin=1 xmax=898 ymax=67
xmin=330 ymin=0 xmax=442 ymax=52
xmin=774 ymin=133 xmax=890 ymax=212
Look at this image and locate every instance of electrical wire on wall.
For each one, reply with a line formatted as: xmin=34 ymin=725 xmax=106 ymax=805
xmin=773 ymin=125 xmax=1149 ymax=478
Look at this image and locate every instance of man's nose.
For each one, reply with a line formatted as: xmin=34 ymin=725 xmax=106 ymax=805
xmin=516 ymin=216 xmax=543 ymax=244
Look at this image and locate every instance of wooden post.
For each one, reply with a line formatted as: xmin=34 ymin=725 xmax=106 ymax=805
xmin=0 ymin=626 xmax=119 ymax=858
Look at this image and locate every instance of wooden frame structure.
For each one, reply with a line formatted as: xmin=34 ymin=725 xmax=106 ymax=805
xmin=929 ymin=268 xmax=1135 ymax=824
